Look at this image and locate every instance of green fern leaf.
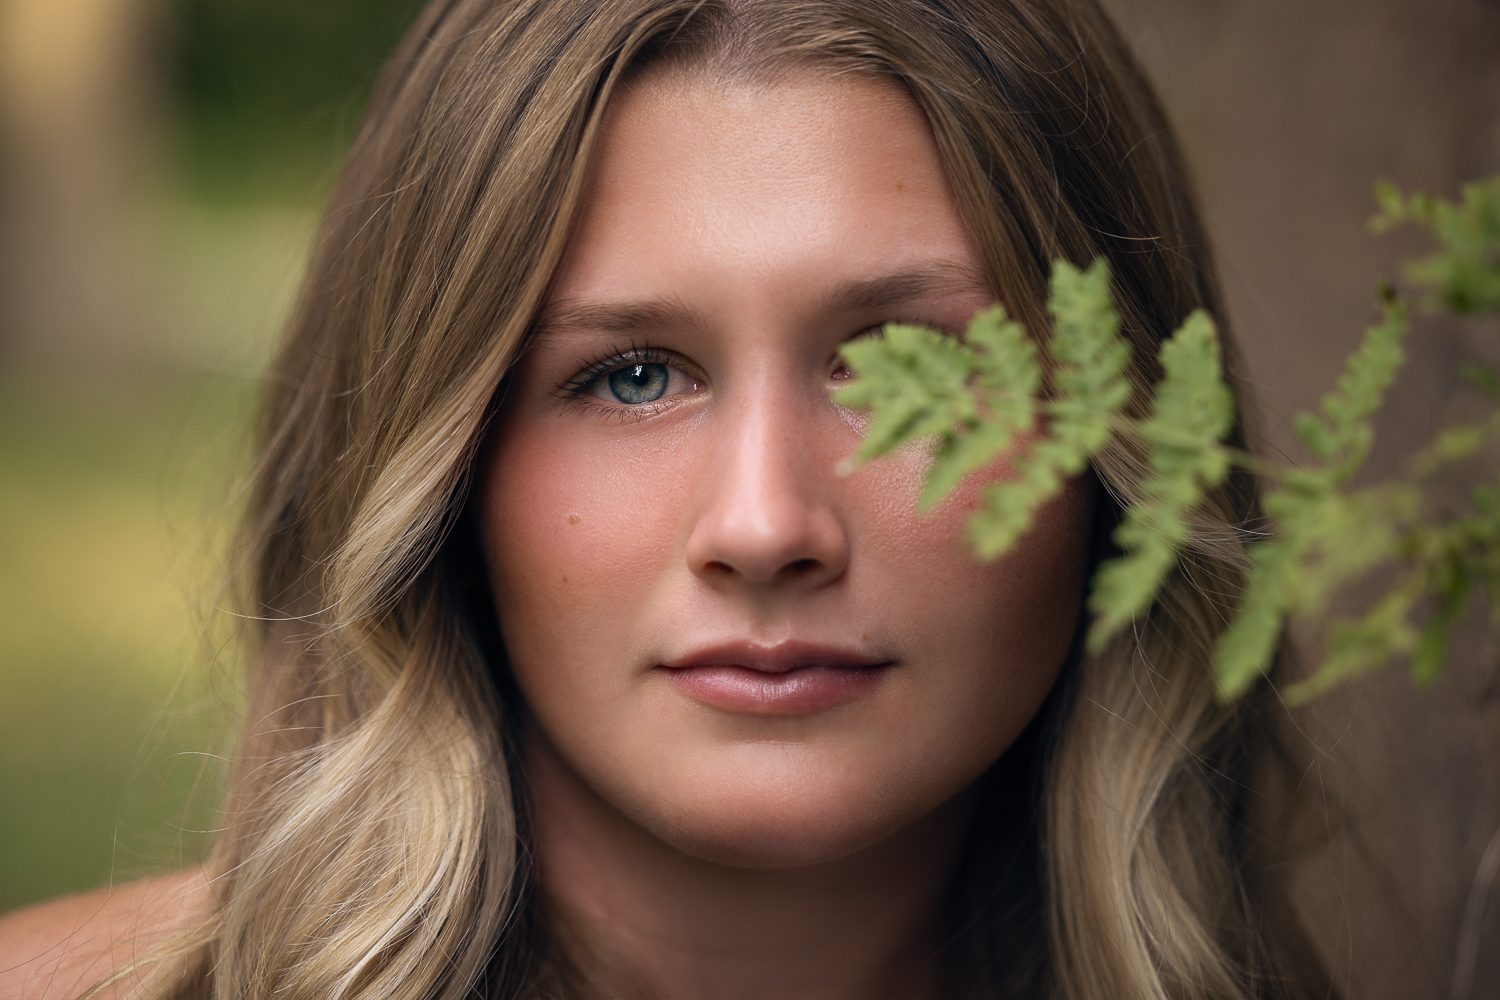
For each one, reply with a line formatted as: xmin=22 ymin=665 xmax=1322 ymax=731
xmin=917 ymin=305 xmax=1040 ymax=511
xmin=1215 ymin=478 xmax=1420 ymax=700
xmin=1372 ymin=176 xmax=1500 ymax=315
xmin=836 ymin=323 xmax=977 ymax=463
xmin=1296 ymin=299 xmax=1409 ymax=482
xmin=1413 ymin=562 xmax=1472 ymax=686
xmin=1088 ymin=311 xmax=1233 ymax=649
xmin=963 ymin=260 xmax=1131 ymax=560
xmin=968 ymin=439 xmax=1070 ymax=560
xmin=1214 ymin=539 xmax=1297 ymax=701
xmin=1047 ymin=260 xmax=1133 ymax=418
xmin=1284 ymin=574 xmax=1424 ymax=704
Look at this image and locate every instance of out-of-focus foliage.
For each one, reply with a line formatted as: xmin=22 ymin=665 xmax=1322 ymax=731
xmin=1089 ymin=310 xmax=1232 ymax=648
xmin=836 ymin=261 xmax=1132 ymax=562
xmin=1215 ymin=299 xmax=1416 ymax=700
xmin=1 ymin=0 xmax=415 ymax=910
xmin=168 ymin=0 xmax=424 ymax=199
xmin=1372 ymin=176 xmax=1500 ymax=315
xmin=0 ymin=375 xmax=254 ymax=910
xmin=838 ymin=176 xmax=1500 ymax=703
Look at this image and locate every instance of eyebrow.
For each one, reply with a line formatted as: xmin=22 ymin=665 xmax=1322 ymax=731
xmin=531 ymin=258 xmax=993 ymax=340
xmin=823 ymin=258 xmax=993 ymax=313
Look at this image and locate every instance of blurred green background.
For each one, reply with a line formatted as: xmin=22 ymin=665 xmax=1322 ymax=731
xmin=0 ymin=0 xmax=424 ymax=910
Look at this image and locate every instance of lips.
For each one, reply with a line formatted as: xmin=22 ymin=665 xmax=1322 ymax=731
xmin=664 ymin=640 xmax=889 ymax=673
xmin=660 ymin=641 xmax=894 ymax=714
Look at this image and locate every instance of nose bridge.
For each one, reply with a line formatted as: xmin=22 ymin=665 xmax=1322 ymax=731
xmin=726 ymin=377 xmax=810 ymax=494
xmin=686 ymin=374 xmax=848 ymax=587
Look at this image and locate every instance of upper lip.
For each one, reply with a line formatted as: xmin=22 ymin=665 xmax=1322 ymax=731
xmin=662 ymin=640 xmax=891 ymax=674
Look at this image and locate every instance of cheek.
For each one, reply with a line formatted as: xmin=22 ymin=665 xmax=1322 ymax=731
xmin=852 ymin=426 xmax=1094 ymax=598
xmin=478 ymin=417 xmax=690 ymax=669
xmin=849 ymin=435 xmax=1095 ymax=724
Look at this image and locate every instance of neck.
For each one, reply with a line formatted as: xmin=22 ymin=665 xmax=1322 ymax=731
xmin=523 ymin=731 xmax=976 ymax=1000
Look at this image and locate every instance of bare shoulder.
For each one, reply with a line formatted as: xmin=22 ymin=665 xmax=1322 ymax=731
xmin=0 ymin=870 xmax=210 ymax=999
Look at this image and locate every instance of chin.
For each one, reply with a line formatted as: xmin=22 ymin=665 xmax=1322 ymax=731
xmin=635 ymin=754 xmax=965 ymax=871
xmin=526 ymin=717 xmax=991 ymax=874
xmin=654 ymin=804 xmax=888 ymax=870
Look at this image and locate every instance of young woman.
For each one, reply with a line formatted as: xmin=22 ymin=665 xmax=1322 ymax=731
xmin=0 ymin=0 xmax=1334 ymax=996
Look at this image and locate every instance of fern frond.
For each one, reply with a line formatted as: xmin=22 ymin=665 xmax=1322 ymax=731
xmin=1213 ymin=478 xmax=1418 ymax=700
xmin=833 ymin=175 xmax=1500 ymax=705
xmin=835 ymin=323 xmax=977 ymax=463
xmin=1088 ymin=311 xmax=1233 ymax=650
xmin=1294 ymin=298 xmax=1408 ymax=481
xmin=1371 ymin=175 xmax=1500 ymax=314
xmin=1283 ymin=573 xmax=1424 ymax=704
xmin=918 ymin=305 xmax=1039 ymax=511
xmin=964 ymin=260 xmax=1132 ymax=560
xmin=1214 ymin=539 xmax=1297 ymax=701
xmin=1046 ymin=259 xmax=1134 ymax=434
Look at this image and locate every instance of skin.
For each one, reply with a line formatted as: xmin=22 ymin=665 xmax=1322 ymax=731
xmin=0 ymin=871 xmax=208 ymax=998
xmin=481 ymin=69 xmax=1098 ymax=998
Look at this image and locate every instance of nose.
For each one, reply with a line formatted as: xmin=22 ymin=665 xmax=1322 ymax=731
xmin=684 ymin=391 xmax=849 ymax=591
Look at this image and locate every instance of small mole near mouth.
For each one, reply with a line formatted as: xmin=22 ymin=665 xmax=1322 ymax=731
xmin=567 ymin=514 xmax=581 ymax=526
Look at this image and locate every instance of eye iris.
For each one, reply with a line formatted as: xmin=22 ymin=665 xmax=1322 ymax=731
xmin=607 ymin=363 xmax=669 ymax=404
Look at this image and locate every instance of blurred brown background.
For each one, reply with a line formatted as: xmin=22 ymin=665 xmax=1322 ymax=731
xmin=1101 ymin=2 xmax=1500 ymax=996
xmin=1 ymin=0 xmax=1496 ymax=996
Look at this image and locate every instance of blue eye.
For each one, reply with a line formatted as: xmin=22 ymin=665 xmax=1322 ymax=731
xmin=555 ymin=344 xmax=703 ymax=418
xmin=607 ymin=363 xmax=669 ymax=404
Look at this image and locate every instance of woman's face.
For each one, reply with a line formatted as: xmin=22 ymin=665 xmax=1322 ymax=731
xmin=481 ymin=70 xmax=1096 ymax=868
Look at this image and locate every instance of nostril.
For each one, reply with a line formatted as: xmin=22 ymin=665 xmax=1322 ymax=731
xmin=684 ymin=478 xmax=850 ymax=587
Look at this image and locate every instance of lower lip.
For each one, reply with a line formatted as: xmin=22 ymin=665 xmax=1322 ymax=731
xmin=662 ymin=664 xmax=892 ymax=715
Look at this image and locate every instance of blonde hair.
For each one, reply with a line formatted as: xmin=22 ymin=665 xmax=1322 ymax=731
xmin=106 ymin=0 xmax=1331 ymax=996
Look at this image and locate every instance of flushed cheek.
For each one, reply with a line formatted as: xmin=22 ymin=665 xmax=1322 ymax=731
xmin=842 ymin=427 xmax=1058 ymax=566
xmin=846 ymin=437 xmax=1094 ymax=677
xmin=482 ymin=420 xmax=690 ymax=660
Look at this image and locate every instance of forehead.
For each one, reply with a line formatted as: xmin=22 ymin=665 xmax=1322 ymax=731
xmin=546 ymin=68 xmax=987 ymax=311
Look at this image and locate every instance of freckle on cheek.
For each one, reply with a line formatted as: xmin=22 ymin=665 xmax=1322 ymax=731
xmin=567 ymin=514 xmax=581 ymax=526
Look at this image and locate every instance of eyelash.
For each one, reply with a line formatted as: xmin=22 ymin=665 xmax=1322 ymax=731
xmin=556 ymin=340 xmax=667 ymax=397
xmin=550 ymin=341 xmax=690 ymax=423
xmin=553 ymin=321 xmax=935 ymax=422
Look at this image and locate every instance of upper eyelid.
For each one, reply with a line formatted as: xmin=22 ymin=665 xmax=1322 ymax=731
xmin=553 ymin=317 xmax=951 ymax=397
xmin=552 ymin=344 xmax=706 ymax=408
